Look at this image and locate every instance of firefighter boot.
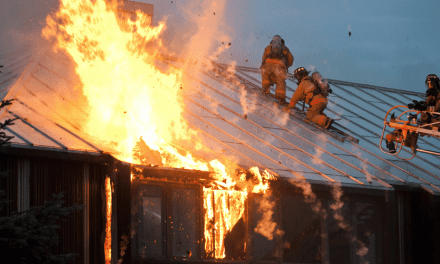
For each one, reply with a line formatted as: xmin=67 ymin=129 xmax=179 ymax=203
xmin=386 ymin=140 xmax=396 ymax=154
xmin=261 ymin=81 xmax=271 ymax=94
xmin=275 ymin=93 xmax=288 ymax=106
xmin=324 ymin=118 xmax=334 ymax=129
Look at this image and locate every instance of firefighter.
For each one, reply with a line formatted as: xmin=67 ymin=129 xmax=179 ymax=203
xmin=409 ymin=74 xmax=440 ymax=127
xmin=283 ymin=71 xmax=334 ymax=129
xmin=385 ymin=74 xmax=440 ymax=153
xmin=282 ymin=67 xmax=314 ymax=112
xmin=306 ymin=72 xmax=334 ymax=128
xmin=260 ymin=35 xmax=294 ymax=105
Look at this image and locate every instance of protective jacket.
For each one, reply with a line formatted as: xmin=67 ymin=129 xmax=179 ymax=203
xmin=420 ymin=88 xmax=440 ymax=128
xmin=425 ymin=88 xmax=440 ymax=113
xmin=261 ymin=44 xmax=294 ymax=69
xmin=287 ymin=76 xmax=317 ymax=108
xmin=260 ymin=44 xmax=294 ymax=102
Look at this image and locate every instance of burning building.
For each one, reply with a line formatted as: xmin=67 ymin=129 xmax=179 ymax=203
xmin=1 ymin=0 xmax=440 ymax=264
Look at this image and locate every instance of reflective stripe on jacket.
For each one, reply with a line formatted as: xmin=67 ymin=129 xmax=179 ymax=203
xmin=265 ymin=58 xmax=286 ymax=67
xmin=310 ymin=97 xmax=328 ymax=105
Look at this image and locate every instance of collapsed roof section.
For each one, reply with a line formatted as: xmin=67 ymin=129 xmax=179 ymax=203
xmin=0 ymin=38 xmax=439 ymax=194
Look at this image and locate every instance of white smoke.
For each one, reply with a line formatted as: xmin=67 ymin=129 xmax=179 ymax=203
xmin=351 ymin=145 xmax=372 ymax=183
xmin=254 ymin=190 xmax=284 ymax=240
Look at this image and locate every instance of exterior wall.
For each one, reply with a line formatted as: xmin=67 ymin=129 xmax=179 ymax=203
xmin=129 ymin=177 xmax=403 ymax=264
xmin=396 ymin=190 xmax=440 ymax=264
xmin=2 ymin=151 xmax=440 ymax=264
xmin=0 ymin=153 xmax=108 ymax=264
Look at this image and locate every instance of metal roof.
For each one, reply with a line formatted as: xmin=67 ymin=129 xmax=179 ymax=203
xmin=1 ymin=40 xmax=439 ymax=194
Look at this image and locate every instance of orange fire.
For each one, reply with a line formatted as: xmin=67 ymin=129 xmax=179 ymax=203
xmin=104 ymin=177 xmax=112 ymax=264
xmin=42 ymin=0 xmax=275 ymax=260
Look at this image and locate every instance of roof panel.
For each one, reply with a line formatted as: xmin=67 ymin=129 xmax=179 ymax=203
xmin=2 ymin=48 xmax=439 ymax=193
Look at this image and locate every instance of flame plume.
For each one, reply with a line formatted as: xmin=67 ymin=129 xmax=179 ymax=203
xmin=42 ymin=0 xmax=191 ymax=164
xmin=42 ymin=0 xmax=275 ymax=260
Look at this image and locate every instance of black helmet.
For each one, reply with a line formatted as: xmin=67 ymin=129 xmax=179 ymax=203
xmin=293 ymin=67 xmax=309 ymax=83
xmin=425 ymin=74 xmax=439 ymax=88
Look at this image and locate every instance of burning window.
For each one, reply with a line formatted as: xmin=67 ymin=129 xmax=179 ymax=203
xmin=203 ymin=189 xmax=247 ymax=260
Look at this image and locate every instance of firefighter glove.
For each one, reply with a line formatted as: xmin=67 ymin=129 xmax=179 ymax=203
xmin=407 ymin=100 xmax=417 ymax=109
xmin=413 ymin=101 xmax=427 ymax=111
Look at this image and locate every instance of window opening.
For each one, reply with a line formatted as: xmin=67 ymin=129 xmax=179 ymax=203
xmin=138 ymin=185 xmax=164 ymax=257
xmin=172 ymin=188 xmax=198 ymax=258
xmin=204 ymin=189 xmax=247 ymax=260
xmin=282 ymin=195 xmax=322 ymax=263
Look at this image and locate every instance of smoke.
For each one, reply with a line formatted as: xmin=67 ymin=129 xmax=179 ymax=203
xmin=117 ymin=234 xmax=129 ymax=264
xmin=254 ymin=190 xmax=284 ymax=240
xmin=239 ymin=84 xmax=250 ymax=117
xmin=330 ymin=182 xmax=370 ymax=261
xmin=329 ymin=183 xmax=349 ymax=230
xmin=312 ymin=146 xmax=325 ymax=165
xmin=351 ymin=145 xmax=372 ymax=183
xmin=0 ymin=0 xmax=57 ymax=56
xmin=178 ymin=0 xmax=235 ymax=76
xmin=288 ymin=179 xmax=323 ymax=215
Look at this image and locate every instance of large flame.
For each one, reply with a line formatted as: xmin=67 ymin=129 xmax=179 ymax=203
xmin=42 ymin=0 xmax=274 ymax=260
xmin=42 ymin=0 xmax=194 ymax=165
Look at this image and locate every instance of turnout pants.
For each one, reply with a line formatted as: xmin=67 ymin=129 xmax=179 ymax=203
xmin=307 ymin=96 xmax=333 ymax=128
xmin=260 ymin=62 xmax=287 ymax=100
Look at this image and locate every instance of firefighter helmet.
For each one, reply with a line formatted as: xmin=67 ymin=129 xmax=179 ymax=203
xmin=293 ymin=67 xmax=309 ymax=83
xmin=425 ymin=74 xmax=439 ymax=88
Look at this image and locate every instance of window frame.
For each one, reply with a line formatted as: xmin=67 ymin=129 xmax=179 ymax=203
xmin=131 ymin=179 xmax=203 ymax=262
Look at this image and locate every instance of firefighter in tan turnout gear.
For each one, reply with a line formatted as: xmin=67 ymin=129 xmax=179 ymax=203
xmin=260 ymin=35 xmax=294 ymax=105
xmin=385 ymin=74 xmax=440 ymax=153
xmin=283 ymin=70 xmax=334 ymax=129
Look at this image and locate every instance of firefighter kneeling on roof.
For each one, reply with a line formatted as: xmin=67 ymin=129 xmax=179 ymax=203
xmin=385 ymin=74 xmax=440 ymax=153
xmin=260 ymin=35 xmax=294 ymax=105
xmin=283 ymin=69 xmax=334 ymax=129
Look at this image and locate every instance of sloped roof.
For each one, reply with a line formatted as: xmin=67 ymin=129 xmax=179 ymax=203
xmin=1 ymin=39 xmax=439 ymax=194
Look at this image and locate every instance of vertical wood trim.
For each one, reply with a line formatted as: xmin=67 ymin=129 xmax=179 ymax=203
xmin=84 ymin=163 xmax=90 ymax=264
xmin=17 ymin=157 xmax=30 ymax=212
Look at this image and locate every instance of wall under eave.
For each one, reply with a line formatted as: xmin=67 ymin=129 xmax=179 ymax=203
xmin=0 ymin=152 xmax=110 ymax=264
